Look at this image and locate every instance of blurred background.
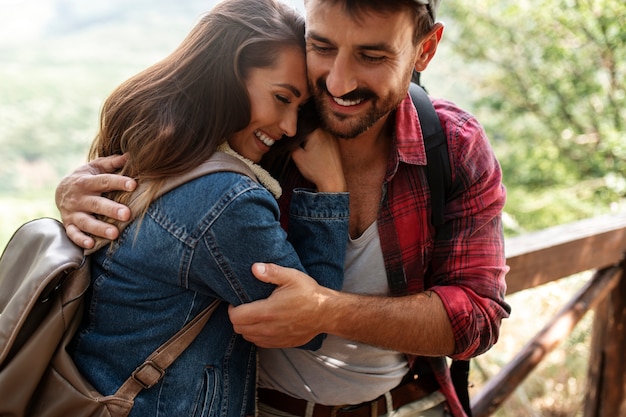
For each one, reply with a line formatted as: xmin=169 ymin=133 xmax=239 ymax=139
xmin=1 ymin=1 xmax=624 ymax=415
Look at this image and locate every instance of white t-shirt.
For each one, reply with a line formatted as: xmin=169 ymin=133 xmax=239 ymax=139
xmin=258 ymin=221 xmax=408 ymax=405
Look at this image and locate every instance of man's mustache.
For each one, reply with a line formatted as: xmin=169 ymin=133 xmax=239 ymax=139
xmin=314 ymin=78 xmax=377 ymax=103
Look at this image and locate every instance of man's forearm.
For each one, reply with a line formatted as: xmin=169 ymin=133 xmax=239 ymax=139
xmin=320 ymin=289 xmax=456 ymax=356
xmin=229 ymin=263 xmax=456 ymax=354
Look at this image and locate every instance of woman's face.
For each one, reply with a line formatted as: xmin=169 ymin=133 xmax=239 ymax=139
xmin=229 ymin=46 xmax=309 ymax=163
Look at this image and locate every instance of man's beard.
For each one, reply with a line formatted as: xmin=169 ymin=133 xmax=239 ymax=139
xmin=312 ymin=77 xmax=404 ymax=139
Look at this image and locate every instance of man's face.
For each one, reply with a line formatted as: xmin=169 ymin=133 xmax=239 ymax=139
xmin=304 ymin=1 xmax=418 ymax=139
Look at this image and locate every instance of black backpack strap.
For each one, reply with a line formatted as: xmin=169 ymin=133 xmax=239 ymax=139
xmin=408 ymin=83 xmax=472 ymax=417
xmin=450 ymin=358 xmax=472 ymax=416
xmin=408 ymin=82 xmax=450 ymax=227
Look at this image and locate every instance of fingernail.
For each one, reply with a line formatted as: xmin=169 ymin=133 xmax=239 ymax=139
xmin=256 ymin=263 xmax=267 ymax=274
xmin=117 ymin=209 xmax=128 ymax=220
xmin=105 ymin=227 xmax=116 ymax=239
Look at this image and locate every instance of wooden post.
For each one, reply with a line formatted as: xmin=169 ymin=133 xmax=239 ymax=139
xmin=584 ymin=260 xmax=626 ymax=417
xmin=472 ymin=214 xmax=626 ymax=415
xmin=471 ymin=266 xmax=621 ymax=417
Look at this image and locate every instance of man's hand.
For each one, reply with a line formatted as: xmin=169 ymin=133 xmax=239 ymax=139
xmin=228 ymin=263 xmax=334 ymax=348
xmin=55 ymin=154 xmax=136 ymax=249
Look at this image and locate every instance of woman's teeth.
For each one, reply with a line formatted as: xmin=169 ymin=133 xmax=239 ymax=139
xmin=255 ymin=130 xmax=275 ymax=147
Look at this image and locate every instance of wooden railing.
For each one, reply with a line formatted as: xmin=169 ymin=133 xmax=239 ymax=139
xmin=471 ymin=212 xmax=626 ymax=417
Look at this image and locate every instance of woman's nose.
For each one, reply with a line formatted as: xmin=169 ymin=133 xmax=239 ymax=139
xmin=280 ymin=108 xmax=298 ymax=137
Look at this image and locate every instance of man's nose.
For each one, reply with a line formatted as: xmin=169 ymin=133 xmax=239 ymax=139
xmin=325 ymin=53 xmax=358 ymax=98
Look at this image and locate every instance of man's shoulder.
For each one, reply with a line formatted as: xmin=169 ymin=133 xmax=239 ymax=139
xmin=394 ymin=94 xmax=487 ymax=164
xmin=430 ymin=98 xmax=479 ymax=128
xmin=429 ymin=98 xmax=490 ymax=154
xmin=396 ymin=93 xmax=483 ymax=139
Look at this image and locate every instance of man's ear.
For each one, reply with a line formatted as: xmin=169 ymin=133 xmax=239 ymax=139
xmin=414 ymin=22 xmax=444 ymax=72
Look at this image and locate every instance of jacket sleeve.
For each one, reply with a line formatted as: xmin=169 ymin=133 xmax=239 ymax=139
xmin=192 ymin=179 xmax=349 ymax=349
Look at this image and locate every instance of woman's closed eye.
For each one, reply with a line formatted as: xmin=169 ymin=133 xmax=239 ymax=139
xmin=276 ymin=94 xmax=291 ymax=104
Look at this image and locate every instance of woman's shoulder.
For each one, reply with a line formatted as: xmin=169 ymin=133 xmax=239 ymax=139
xmin=141 ymin=171 xmax=276 ymax=242
xmin=162 ymin=170 xmax=272 ymax=210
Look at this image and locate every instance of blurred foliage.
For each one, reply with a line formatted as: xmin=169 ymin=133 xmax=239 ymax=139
xmin=0 ymin=0 xmax=214 ymax=245
xmin=440 ymin=0 xmax=626 ymax=234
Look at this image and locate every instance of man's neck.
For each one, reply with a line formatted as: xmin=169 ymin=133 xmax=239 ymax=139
xmin=337 ymin=115 xmax=392 ymax=171
xmin=337 ymin=115 xmax=394 ymax=238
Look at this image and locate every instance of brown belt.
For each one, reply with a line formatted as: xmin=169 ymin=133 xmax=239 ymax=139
xmin=257 ymin=376 xmax=439 ymax=417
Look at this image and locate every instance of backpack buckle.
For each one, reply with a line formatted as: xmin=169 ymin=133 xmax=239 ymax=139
xmin=131 ymin=360 xmax=165 ymax=389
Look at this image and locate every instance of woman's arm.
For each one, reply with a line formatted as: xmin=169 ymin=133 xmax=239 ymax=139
xmin=191 ymin=182 xmax=348 ymax=349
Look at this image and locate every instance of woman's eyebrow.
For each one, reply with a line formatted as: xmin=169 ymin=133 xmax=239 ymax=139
xmin=275 ymin=83 xmax=303 ymax=98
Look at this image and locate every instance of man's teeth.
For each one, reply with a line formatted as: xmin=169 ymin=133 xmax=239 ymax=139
xmin=333 ymin=96 xmax=364 ymax=106
xmin=255 ymin=130 xmax=275 ymax=147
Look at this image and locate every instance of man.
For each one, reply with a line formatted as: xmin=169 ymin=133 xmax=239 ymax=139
xmin=56 ymin=1 xmax=510 ymax=416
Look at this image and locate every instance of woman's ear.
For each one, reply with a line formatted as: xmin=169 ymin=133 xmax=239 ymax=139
xmin=414 ymin=22 xmax=444 ymax=72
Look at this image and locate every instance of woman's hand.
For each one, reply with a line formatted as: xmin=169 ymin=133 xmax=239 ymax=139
xmin=55 ymin=154 xmax=136 ymax=248
xmin=291 ymin=129 xmax=346 ymax=193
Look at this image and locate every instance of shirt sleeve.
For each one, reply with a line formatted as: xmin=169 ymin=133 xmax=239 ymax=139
xmin=428 ymin=103 xmax=511 ymax=359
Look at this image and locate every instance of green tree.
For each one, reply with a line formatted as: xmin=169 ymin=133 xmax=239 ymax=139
xmin=442 ymin=0 xmax=626 ymax=232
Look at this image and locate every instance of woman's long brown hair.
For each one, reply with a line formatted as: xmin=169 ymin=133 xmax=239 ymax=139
xmin=89 ymin=0 xmax=305 ymax=226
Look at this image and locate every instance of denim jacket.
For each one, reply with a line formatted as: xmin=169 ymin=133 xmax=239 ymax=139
xmin=70 ymin=170 xmax=349 ymax=417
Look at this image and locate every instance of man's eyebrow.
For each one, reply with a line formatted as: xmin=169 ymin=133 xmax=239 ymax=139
xmin=306 ymin=31 xmax=394 ymax=53
xmin=275 ymin=83 xmax=302 ymax=98
xmin=358 ymin=42 xmax=394 ymax=53
xmin=306 ymin=31 xmax=331 ymax=45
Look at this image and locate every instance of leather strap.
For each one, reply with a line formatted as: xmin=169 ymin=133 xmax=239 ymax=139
xmin=155 ymin=152 xmax=257 ymax=196
xmin=258 ymin=376 xmax=439 ymax=417
xmin=115 ymin=300 xmax=220 ymax=399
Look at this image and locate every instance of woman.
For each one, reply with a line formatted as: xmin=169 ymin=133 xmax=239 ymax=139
xmin=69 ymin=1 xmax=349 ymax=416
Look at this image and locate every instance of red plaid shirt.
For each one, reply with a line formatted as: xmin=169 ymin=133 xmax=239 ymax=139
xmin=277 ymin=93 xmax=510 ymax=417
